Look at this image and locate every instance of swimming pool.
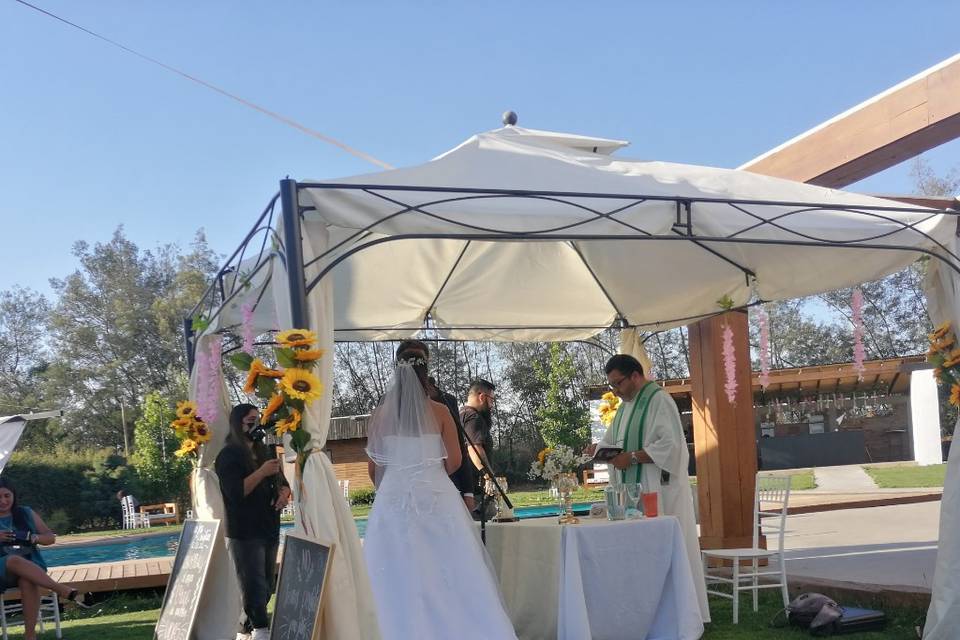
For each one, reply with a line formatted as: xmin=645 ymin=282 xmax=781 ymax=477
xmin=41 ymin=502 xmax=593 ymax=567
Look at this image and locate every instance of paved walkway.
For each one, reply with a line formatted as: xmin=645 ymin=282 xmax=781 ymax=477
xmin=782 ymin=501 xmax=940 ymax=592
xmin=811 ymin=464 xmax=878 ymax=492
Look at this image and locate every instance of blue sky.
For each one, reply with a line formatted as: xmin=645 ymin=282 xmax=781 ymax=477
xmin=2 ymin=1 xmax=959 ymax=296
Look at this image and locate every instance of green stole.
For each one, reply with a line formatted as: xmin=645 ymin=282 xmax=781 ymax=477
xmin=610 ymin=381 xmax=659 ymax=485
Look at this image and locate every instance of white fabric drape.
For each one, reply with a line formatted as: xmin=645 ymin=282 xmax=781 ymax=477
xmin=619 ymin=328 xmax=654 ymax=378
xmin=0 ymin=416 xmax=27 ymax=475
xmin=922 ymin=237 xmax=960 ymax=639
xmin=274 ymin=218 xmax=382 ymax=640
xmin=188 ymin=333 xmax=243 ymax=640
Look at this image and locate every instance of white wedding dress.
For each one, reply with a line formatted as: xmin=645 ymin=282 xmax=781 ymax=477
xmin=364 ymin=433 xmax=518 ymax=640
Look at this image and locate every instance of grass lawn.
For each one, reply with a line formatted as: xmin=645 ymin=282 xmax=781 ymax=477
xmin=777 ymin=470 xmax=816 ymax=491
xmin=865 ymin=464 xmax=947 ymax=488
xmin=0 ymin=589 xmax=925 ymax=639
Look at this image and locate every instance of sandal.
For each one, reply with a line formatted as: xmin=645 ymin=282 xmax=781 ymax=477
xmin=66 ymin=589 xmax=92 ymax=609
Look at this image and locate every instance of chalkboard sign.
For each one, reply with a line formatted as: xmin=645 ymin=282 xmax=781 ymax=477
xmin=154 ymin=519 xmax=220 ymax=640
xmin=270 ymin=535 xmax=334 ymax=640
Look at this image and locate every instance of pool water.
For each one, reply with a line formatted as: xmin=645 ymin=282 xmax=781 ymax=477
xmin=41 ymin=503 xmax=593 ymax=567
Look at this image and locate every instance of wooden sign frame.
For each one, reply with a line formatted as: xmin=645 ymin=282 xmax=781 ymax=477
xmin=269 ymin=533 xmax=335 ymax=640
xmin=153 ymin=519 xmax=220 ymax=640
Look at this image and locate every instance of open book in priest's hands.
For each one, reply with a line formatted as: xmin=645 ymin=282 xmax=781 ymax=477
xmin=591 ymin=443 xmax=623 ymax=463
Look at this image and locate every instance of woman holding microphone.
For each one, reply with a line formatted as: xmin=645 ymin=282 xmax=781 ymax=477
xmin=216 ymin=403 xmax=291 ymax=640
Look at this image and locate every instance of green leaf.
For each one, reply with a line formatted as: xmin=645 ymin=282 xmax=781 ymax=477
xmin=275 ymin=347 xmax=297 ymax=368
xmin=290 ymin=429 xmax=311 ymax=452
xmin=256 ymin=376 xmax=277 ymax=399
xmin=716 ymin=294 xmax=735 ymax=311
xmin=192 ymin=315 xmax=211 ymax=332
xmin=229 ymin=352 xmax=255 ymax=371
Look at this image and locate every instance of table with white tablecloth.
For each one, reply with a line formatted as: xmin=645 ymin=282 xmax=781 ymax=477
xmin=484 ymin=516 xmax=704 ymax=640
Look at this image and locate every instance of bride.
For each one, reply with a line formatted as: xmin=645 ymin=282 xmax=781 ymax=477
xmin=363 ymin=350 xmax=517 ymax=640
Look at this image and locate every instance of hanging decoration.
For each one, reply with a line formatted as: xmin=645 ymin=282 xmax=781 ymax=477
xmin=195 ymin=336 xmax=222 ymax=424
xmin=758 ymin=307 xmax=771 ymax=389
xmin=851 ymin=288 xmax=866 ymax=380
xmin=240 ymin=300 xmax=256 ymax=355
xmin=722 ymin=323 xmax=737 ymax=404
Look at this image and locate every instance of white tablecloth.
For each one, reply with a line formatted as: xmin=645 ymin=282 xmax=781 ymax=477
xmin=485 ymin=516 xmax=704 ymax=640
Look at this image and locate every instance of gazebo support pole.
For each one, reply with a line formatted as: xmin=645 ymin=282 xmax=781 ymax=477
xmin=280 ymin=178 xmax=310 ymax=329
xmin=688 ymin=310 xmax=758 ymax=550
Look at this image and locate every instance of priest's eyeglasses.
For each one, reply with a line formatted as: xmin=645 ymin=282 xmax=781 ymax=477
xmin=607 ymin=376 xmax=629 ymax=391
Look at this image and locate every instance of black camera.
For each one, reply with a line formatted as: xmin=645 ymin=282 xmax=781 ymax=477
xmin=3 ymin=529 xmax=33 ymax=546
xmin=247 ymin=424 xmax=268 ymax=443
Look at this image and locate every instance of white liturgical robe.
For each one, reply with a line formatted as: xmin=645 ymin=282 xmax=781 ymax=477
xmin=601 ymin=387 xmax=710 ymax=622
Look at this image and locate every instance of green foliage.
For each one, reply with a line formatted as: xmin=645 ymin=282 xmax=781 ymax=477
xmin=534 ymin=344 xmax=591 ymax=451
xmin=2 ymin=447 xmax=138 ymax=532
xmin=130 ymin=391 xmax=192 ymax=504
xmin=229 ymin=352 xmax=254 ymax=371
xmin=348 ymin=486 xmax=376 ymax=505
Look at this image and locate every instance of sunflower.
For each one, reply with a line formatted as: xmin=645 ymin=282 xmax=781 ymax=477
xmin=261 ymin=393 xmax=285 ymax=424
xmin=170 ymin=417 xmax=193 ymax=434
xmin=174 ymin=439 xmax=198 ymax=457
xmin=276 ymin=329 xmax=317 ymax=349
xmin=243 ymin=358 xmax=284 ymax=393
xmin=930 ymin=335 xmax=956 ymax=354
xmin=275 ymin=408 xmax=302 ymax=436
xmin=175 ymin=401 xmax=198 ymax=419
xmin=192 ymin=421 xmax=212 ymax=444
xmin=944 ymin=348 xmax=960 ymax=369
xmin=951 ymin=384 xmax=960 ymax=407
xmin=931 ymin=322 xmax=952 ymax=341
xmin=279 ymin=368 xmax=324 ymax=403
xmin=537 ymin=447 xmax=552 ymax=465
xmin=293 ymin=349 xmax=326 ymax=362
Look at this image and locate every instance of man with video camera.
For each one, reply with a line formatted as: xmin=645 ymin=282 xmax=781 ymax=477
xmin=216 ymin=403 xmax=291 ymax=640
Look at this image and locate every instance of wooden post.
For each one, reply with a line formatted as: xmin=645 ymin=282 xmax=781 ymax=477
xmin=689 ymin=310 xmax=757 ymax=549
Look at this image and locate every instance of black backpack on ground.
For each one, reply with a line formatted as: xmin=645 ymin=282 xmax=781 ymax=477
xmin=783 ymin=592 xmax=886 ymax=636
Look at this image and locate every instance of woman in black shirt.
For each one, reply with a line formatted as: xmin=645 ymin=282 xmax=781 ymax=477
xmin=215 ymin=403 xmax=291 ymax=640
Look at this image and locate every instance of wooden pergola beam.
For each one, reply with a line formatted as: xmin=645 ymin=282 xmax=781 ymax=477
xmin=739 ymin=53 xmax=960 ymax=188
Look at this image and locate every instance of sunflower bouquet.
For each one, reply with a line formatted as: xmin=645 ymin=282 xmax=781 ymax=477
xmin=928 ymin=321 xmax=960 ymax=405
xmin=229 ymin=328 xmax=325 ymax=468
xmin=169 ymin=401 xmax=213 ymax=460
xmin=597 ymin=391 xmax=621 ymax=427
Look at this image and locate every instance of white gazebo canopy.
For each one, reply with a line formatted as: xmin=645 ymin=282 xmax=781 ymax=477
xmin=204 ymin=125 xmax=956 ymax=340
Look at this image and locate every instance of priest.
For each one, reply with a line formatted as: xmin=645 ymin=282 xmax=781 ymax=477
xmin=587 ymin=353 xmax=710 ymax=622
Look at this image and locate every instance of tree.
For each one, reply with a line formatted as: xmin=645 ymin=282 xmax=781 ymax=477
xmin=0 ymin=287 xmax=62 ymax=448
xmin=44 ymin=228 xmax=218 ymax=450
xmin=131 ymin=391 xmax=191 ymax=503
xmin=533 ymin=343 xmax=591 ymax=450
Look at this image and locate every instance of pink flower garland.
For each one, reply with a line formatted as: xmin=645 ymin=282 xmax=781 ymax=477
xmin=722 ymin=323 xmax=738 ymax=404
xmin=241 ymin=301 xmax=256 ymax=355
xmin=196 ymin=337 xmax=222 ymax=423
xmin=851 ymin=288 xmax=866 ymax=380
xmin=758 ymin=307 xmax=771 ymax=389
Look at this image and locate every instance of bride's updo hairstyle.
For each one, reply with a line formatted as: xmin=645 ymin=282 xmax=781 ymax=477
xmin=396 ymin=347 xmax=429 ymax=392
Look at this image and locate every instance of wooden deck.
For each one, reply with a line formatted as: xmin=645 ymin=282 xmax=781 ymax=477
xmin=41 ymin=558 xmax=174 ymax=597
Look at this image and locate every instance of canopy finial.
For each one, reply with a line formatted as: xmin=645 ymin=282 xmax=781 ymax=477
xmin=502 ymin=110 xmax=518 ymax=126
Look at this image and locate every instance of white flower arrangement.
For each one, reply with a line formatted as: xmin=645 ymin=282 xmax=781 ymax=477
xmin=397 ymin=356 xmax=427 ymax=366
xmin=528 ymin=444 xmax=591 ymax=482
